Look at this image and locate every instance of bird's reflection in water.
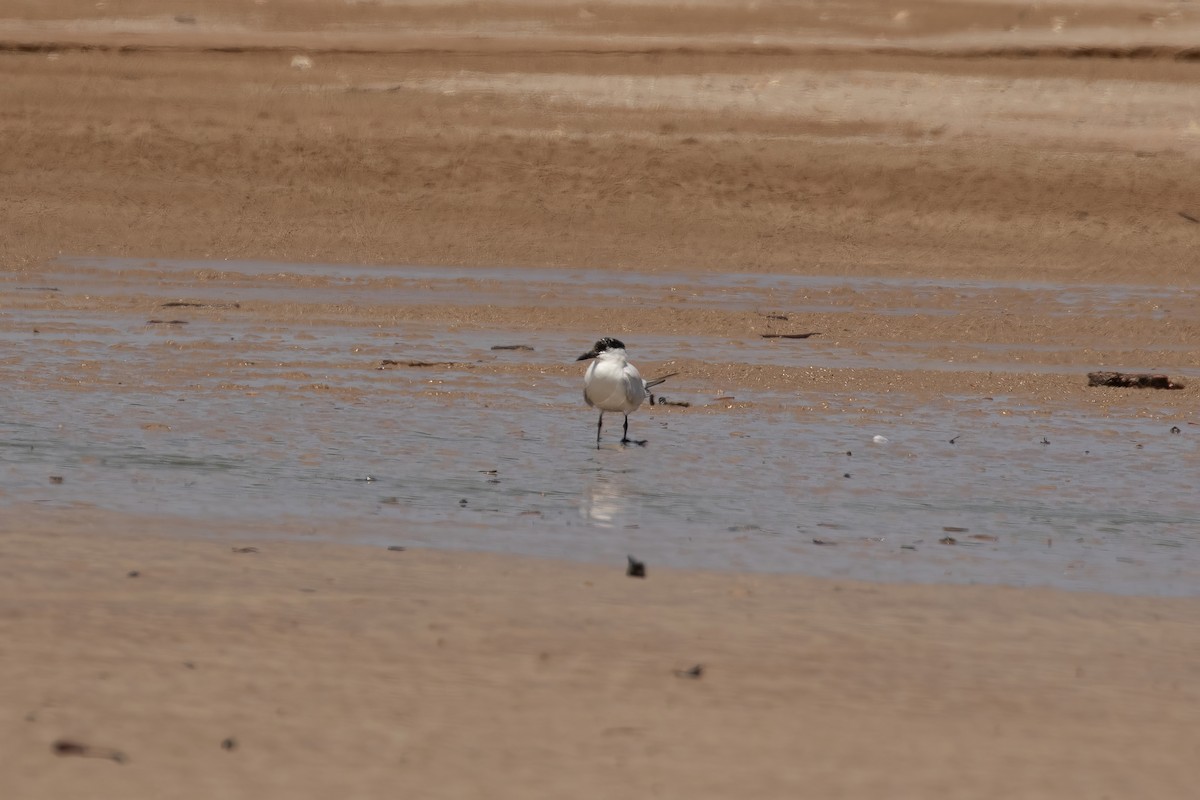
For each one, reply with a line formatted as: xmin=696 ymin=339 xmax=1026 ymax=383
xmin=580 ymin=469 xmax=635 ymax=527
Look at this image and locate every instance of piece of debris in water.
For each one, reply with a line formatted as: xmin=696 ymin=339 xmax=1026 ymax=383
xmin=378 ymin=359 xmax=458 ymax=369
xmin=760 ymin=332 xmax=820 ymax=339
xmin=626 ymin=555 xmax=646 ymax=578
xmin=490 ymin=344 xmax=535 ymax=351
xmin=1087 ymin=371 xmax=1185 ymax=390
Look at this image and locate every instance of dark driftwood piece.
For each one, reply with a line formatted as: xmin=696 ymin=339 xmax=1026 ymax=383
xmin=1087 ymin=371 xmax=1185 ymax=390
xmin=378 ymin=359 xmax=460 ymax=369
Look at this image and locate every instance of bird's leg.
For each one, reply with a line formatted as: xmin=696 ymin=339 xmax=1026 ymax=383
xmin=596 ymin=411 xmax=604 ymax=448
xmin=621 ymin=414 xmax=648 ymax=446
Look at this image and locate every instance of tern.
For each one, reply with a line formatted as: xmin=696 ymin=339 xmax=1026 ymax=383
xmin=577 ymin=337 xmax=677 ymax=447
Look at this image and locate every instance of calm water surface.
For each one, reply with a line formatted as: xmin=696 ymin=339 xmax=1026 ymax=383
xmin=3 ymin=259 xmax=1197 ymax=595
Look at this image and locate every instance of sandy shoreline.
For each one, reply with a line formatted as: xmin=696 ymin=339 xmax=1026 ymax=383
xmin=5 ymin=2 xmax=1200 ymax=282
xmin=4 ymin=0 xmax=1200 ymax=794
xmin=3 ymin=515 xmax=1199 ymax=798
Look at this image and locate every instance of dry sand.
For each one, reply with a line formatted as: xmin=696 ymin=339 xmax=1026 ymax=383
xmin=4 ymin=0 xmax=1200 ymax=282
xmin=3 ymin=1 xmax=1200 ymax=796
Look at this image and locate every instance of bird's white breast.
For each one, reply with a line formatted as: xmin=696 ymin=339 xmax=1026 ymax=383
xmin=583 ymin=352 xmax=647 ymax=413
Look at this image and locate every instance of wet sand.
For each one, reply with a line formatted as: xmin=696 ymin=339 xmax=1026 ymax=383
xmin=4 ymin=0 xmax=1200 ymax=796
xmin=3 ymin=515 xmax=1200 ymax=799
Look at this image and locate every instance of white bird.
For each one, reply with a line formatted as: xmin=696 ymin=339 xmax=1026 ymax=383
xmin=577 ymin=337 xmax=677 ymax=447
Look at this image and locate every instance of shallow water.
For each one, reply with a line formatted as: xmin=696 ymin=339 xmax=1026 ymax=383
xmin=3 ymin=258 xmax=1198 ymax=595
xmin=40 ymin=256 xmax=1200 ymax=318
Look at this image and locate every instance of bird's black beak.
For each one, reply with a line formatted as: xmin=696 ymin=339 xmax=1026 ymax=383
xmin=577 ymin=350 xmax=597 ymax=361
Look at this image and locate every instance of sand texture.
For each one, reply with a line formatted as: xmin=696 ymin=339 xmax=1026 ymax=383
xmin=3 ymin=1 xmax=1200 ymax=796
xmin=3 ymin=515 xmax=1200 ymax=799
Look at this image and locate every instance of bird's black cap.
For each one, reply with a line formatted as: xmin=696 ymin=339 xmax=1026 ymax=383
xmin=576 ymin=337 xmax=626 ymax=361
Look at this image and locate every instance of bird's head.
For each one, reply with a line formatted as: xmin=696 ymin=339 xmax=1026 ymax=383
xmin=576 ymin=337 xmax=626 ymax=361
